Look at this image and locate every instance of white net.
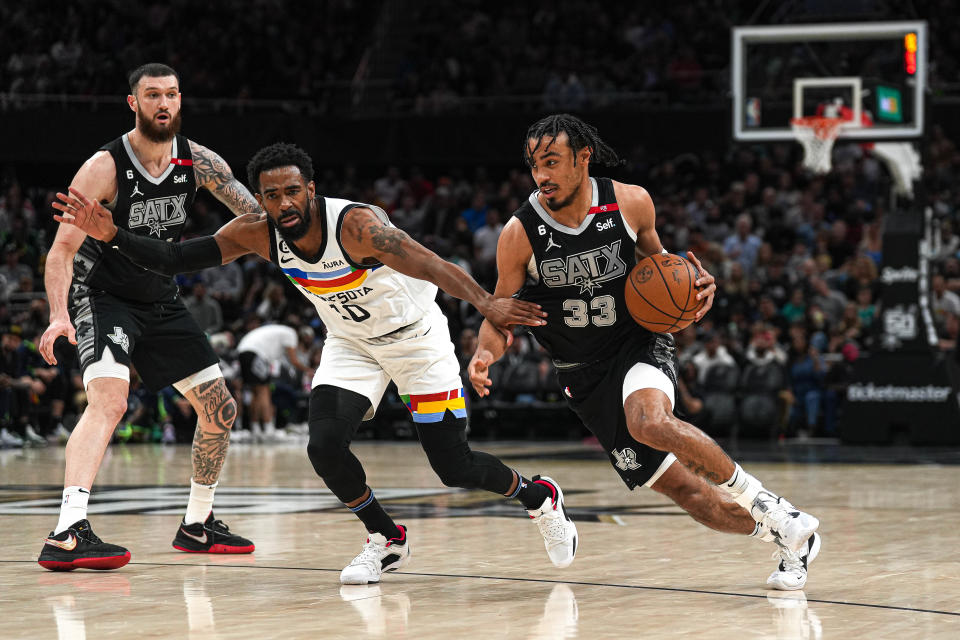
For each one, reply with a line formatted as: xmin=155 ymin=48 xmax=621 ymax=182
xmin=871 ymin=142 xmax=923 ymax=198
xmin=790 ymin=116 xmax=845 ymax=174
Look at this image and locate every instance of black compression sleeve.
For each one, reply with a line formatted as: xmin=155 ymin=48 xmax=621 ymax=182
xmin=111 ymin=228 xmax=223 ymax=277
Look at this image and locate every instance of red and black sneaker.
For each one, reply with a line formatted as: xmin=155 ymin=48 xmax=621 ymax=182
xmin=38 ymin=520 xmax=131 ymax=571
xmin=172 ymin=512 xmax=255 ymax=554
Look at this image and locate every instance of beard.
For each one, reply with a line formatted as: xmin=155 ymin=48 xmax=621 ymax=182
xmin=276 ymin=206 xmax=312 ymax=242
xmin=543 ymin=181 xmax=581 ymax=212
xmin=136 ymin=106 xmax=182 ymax=143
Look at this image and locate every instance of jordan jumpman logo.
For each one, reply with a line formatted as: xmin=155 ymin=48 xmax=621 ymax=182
xmin=546 ymin=232 xmax=561 ymax=252
xmin=130 ymin=181 xmax=144 ymax=197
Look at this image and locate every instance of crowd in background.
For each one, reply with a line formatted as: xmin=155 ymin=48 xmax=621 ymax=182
xmin=3 ymin=122 xmax=960 ymax=448
xmin=2 ymin=1 xmax=958 ymax=114
xmin=2 ymin=0 xmax=960 ymax=447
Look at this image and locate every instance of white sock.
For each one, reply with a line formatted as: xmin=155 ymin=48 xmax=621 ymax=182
xmin=262 ymin=421 xmax=275 ymax=434
xmin=55 ymin=486 xmax=90 ymax=534
xmin=185 ymin=479 xmax=217 ymax=524
xmin=749 ymin=522 xmax=777 ymax=543
xmin=721 ymin=463 xmax=769 ymax=514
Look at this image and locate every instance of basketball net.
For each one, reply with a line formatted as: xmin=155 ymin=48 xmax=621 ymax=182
xmin=790 ymin=116 xmax=845 ymax=174
xmin=791 ymin=108 xmax=922 ymax=198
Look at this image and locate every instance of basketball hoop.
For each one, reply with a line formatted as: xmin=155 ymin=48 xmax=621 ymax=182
xmin=790 ymin=116 xmax=845 ymax=174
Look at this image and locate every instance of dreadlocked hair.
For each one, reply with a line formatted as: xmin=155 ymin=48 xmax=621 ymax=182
xmin=246 ymin=142 xmax=314 ymax=192
xmin=523 ymin=113 xmax=623 ymax=168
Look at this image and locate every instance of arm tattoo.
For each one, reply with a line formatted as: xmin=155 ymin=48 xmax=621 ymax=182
xmin=189 ymin=379 xmax=237 ymax=485
xmin=191 ymin=142 xmax=262 ymax=217
xmin=367 ymin=223 xmax=409 ymax=258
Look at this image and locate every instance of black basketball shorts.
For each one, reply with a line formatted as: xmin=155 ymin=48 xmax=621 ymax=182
xmin=238 ymin=351 xmax=272 ymax=386
xmin=70 ymin=286 xmax=218 ymax=392
xmin=557 ymin=332 xmax=679 ymax=489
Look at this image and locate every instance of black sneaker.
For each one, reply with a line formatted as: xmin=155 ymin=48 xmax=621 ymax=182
xmin=172 ymin=512 xmax=255 ymax=554
xmin=38 ymin=520 xmax=131 ymax=571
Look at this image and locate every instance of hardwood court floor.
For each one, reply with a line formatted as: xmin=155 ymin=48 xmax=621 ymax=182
xmin=1 ymin=440 xmax=958 ymax=639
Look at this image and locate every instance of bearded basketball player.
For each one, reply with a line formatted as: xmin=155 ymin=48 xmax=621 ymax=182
xmin=37 ymin=64 xmax=257 ymax=570
xmin=468 ymin=114 xmax=821 ymax=590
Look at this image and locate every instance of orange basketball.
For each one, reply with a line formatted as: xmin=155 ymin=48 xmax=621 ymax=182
xmin=624 ymin=253 xmax=705 ymax=333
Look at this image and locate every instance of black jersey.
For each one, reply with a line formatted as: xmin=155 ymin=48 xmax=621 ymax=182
xmin=515 ymin=177 xmax=653 ymax=366
xmin=72 ymin=133 xmax=197 ymax=303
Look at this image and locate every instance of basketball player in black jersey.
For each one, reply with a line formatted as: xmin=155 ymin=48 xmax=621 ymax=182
xmin=36 ymin=64 xmax=255 ymax=570
xmin=469 ymin=114 xmax=821 ymax=591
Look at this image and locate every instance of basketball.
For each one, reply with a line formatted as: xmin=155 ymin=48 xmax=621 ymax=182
xmin=624 ymin=253 xmax=705 ymax=333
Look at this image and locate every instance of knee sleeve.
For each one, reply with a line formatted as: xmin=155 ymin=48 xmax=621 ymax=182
xmin=306 ymin=385 xmax=372 ymax=503
xmin=417 ymin=413 xmax=513 ymax=494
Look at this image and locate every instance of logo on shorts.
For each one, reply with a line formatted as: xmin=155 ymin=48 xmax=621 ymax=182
xmin=612 ymin=447 xmax=642 ymax=471
xmin=107 ymin=326 xmax=130 ymax=353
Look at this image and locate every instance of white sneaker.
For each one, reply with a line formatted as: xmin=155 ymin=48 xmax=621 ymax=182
xmin=752 ymin=492 xmax=819 ymax=552
xmin=527 ymin=476 xmax=578 ymax=568
xmin=52 ymin=424 xmax=72 ymax=445
xmin=767 ymin=532 xmax=821 ymax=591
xmin=340 ymin=526 xmax=411 ymax=585
xmin=230 ymin=429 xmax=251 ymax=444
xmin=0 ymin=428 xmax=24 ymax=448
xmin=24 ymin=425 xmax=48 ymax=447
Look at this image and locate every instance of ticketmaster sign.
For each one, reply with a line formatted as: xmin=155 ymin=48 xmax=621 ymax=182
xmin=847 ymin=383 xmax=953 ymax=402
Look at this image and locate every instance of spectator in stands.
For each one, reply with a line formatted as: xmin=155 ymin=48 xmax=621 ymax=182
xmin=1 ymin=324 xmax=45 ymax=447
xmin=931 ymin=273 xmax=960 ymax=336
xmin=201 ymin=260 xmax=244 ymax=322
xmin=781 ymin=288 xmax=807 ymax=325
xmin=256 ymin=281 xmax=292 ymax=322
xmin=184 ymin=280 xmax=223 ymax=335
xmin=498 ymin=335 xmax=541 ymax=404
xmin=0 ymin=244 xmax=32 ymax=298
xmin=460 ymin=191 xmax=489 ymax=233
xmin=692 ymin=330 xmax=736 ymax=385
xmin=723 ymin=213 xmax=763 ymax=276
xmin=787 ymin=326 xmax=826 ymax=439
xmin=373 ymin=167 xmax=405 ymax=211
xmin=745 ymin=325 xmax=787 ymax=367
xmin=391 ymin=194 xmax=427 ymax=235
xmin=0 ymin=182 xmax=36 ymax=228
xmin=473 ymin=207 xmax=503 ymax=281
xmin=809 ymin=277 xmax=848 ymax=326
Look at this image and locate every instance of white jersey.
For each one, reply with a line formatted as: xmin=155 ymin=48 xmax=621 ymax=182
xmin=236 ymin=324 xmax=297 ymax=363
xmin=270 ymin=197 xmax=438 ymax=340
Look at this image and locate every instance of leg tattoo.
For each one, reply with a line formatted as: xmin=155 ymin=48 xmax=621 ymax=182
xmin=189 ymin=379 xmax=237 ymax=486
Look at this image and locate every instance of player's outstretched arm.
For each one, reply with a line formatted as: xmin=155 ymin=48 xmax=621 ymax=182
xmin=190 ymin=141 xmax=263 ymax=217
xmin=468 ymin=219 xmax=533 ymax=397
xmin=53 ymin=187 xmax=270 ymax=276
xmin=340 ymin=207 xmax=546 ymax=330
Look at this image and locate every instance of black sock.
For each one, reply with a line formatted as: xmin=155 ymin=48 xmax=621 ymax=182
xmin=509 ymin=473 xmax=552 ymax=510
xmin=349 ymin=489 xmax=401 ymax=539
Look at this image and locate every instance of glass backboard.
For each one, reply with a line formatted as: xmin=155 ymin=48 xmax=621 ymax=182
xmin=732 ymin=21 xmax=927 ymax=141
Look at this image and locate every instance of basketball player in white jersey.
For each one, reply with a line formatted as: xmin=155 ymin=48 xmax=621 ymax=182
xmin=53 ymin=142 xmax=579 ymax=584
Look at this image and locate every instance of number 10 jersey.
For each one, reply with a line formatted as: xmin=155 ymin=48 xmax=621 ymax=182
xmin=514 ymin=177 xmax=645 ymax=366
xmin=267 ymin=197 xmax=438 ymax=340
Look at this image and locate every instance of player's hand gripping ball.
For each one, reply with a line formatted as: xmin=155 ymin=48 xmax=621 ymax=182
xmin=625 ymin=253 xmax=705 ymax=333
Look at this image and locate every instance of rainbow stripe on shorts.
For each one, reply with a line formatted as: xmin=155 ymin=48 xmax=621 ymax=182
xmin=402 ymin=388 xmax=467 ymax=423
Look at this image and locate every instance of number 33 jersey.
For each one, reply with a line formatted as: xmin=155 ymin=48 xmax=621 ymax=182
xmin=514 ymin=177 xmax=645 ymax=365
xmin=267 ymin=197 xmax=438 ymax=340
